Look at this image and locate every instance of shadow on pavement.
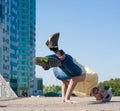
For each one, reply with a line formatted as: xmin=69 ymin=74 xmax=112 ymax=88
xmin=89 ymin=100 xmax=120 ymax=104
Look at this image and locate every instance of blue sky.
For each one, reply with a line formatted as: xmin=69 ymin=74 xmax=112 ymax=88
xmin=36 ymin=0 xmax=120 ymax=86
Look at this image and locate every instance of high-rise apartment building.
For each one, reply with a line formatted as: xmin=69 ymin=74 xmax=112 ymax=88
xmin=0 ymin=0 xmax=36 ymax=96
xmin=0 ymin=0 xmax=10 ymax=83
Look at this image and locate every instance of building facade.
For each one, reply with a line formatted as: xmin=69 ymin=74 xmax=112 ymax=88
xmin=0 ymin=0 xmax=36 ymax=96
xmin=0 ymin=0 xmax=10 ymax=83
xmin=33 ymin=78 xmax=43 ymax=96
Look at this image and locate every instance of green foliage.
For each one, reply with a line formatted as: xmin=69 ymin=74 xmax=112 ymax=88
xmin=98 ymin=78 xmax=120 ymax=96
xmin=44 ymin=92 xmax=59 ymax=97
xmin=43 ymin=85 xmax=61 ymax=94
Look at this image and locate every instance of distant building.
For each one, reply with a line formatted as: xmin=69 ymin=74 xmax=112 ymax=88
xmin=33 ymin=78 xmax=43 ymax=96
xmin=0 ymin=0 xmax=36 ymax=97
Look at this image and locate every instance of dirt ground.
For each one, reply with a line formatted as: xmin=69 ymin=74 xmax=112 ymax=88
xmin=0 ymin=96 xmax=120 ymax=111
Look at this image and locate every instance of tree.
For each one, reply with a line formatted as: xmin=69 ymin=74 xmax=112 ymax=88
xmin=98 ymin=78 xmax=120 ymax=96
xmin=43 ymin=85 xmax=61 ymax=94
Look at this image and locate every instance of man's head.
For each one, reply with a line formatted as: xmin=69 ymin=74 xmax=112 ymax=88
xmin=90 ymin=87 xmax=99 ymax=96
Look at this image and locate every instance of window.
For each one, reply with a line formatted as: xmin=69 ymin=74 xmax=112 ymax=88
xmin=3 ymin=64 xmax=9 ymax=70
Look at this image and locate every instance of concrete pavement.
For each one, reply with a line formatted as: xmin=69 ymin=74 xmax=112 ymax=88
xmin=0 ymin=96 xmax=120 ymax=111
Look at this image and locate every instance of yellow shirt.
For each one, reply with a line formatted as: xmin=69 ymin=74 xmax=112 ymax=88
xmin=73 ymin=61 xmax=98 ymax=97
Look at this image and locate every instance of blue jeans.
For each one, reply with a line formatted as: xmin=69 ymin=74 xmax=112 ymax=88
xmin=47 ymin=54 xmax=82 ymax=80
